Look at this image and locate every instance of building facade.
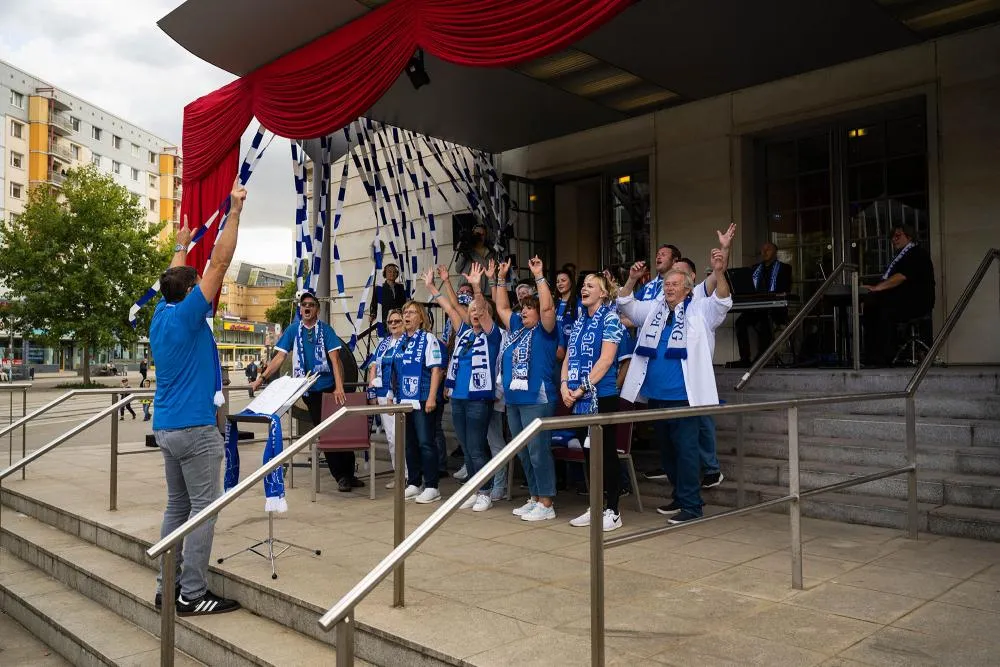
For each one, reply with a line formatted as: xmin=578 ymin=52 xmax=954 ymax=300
xmin=216 ymin=261 xmax=293 ymax=366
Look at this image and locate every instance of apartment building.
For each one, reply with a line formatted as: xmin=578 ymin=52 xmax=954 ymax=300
xmin=0 ymin=59 xmax=181 ymax=243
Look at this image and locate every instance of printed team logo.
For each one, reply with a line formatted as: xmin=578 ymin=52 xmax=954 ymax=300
xmin=431 ymin=346 xmax=442 ymax=361
xmin=403 ymin=377 xmax=420 ymax=396
xmin=472 ymin=372 xmax=488 ymax=390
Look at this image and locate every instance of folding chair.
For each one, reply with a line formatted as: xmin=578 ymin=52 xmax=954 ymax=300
xmin=312 ymin=392 xmax=376 ymax=500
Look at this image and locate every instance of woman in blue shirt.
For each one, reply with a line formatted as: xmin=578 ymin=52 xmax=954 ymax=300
xmin=560 ymin=273 xmax=626 ymax=532
xmin=495 ymin=255 xmax=559 ymax=522
xmin=424 ymin=264 xmax=501 ymax=513
xmin=554 ymin=268 xmax=580 ymax=356
xmin=367 ymin=308 xmax=404 ymax=489
xmin=392 ymin=301 xmax=445 ymax=504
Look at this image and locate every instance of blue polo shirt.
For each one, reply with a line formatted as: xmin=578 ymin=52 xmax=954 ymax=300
xmin=635 ymin=276 xmax=663 ymax=301
xmin=275 ymin=320 xmax=343 ymax=392
xmin=149 ymin=285 xmax=219 ymax=430
xmin=641 ymin=319 xmax=687 ymax=401
xmin=502 ymin=313 xmax=559 ymax=405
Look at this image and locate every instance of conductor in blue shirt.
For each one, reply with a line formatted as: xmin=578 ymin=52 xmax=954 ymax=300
xmin=251 ymin=290 xmax=351 ymax=490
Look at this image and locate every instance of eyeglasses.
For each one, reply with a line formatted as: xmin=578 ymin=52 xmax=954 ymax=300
xmin=387 ymin=319 xmax=403 ymax=325
xmin=301 ymin=302 xmax=317 ymax=308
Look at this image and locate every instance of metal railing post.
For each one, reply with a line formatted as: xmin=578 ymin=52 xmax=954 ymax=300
xmin=336 ymin=613 xmax=355 ymax=667
xmin=589 ymin=425 xmax=605 ymax=667
xmin=312 ymin=437 xmax=319 ymax=503
xmin=788 ymin=407 xmax=803 ymax=590
xmin=850 ymin=270 xmax=861 ymax=371
xmin=905 ymin=396 xmax=918 ymax=539
xmin=393 ymin=410 xmax=406 ymax=608
xmin=20 ymin=388 xmax=26 ymax=475
xmin=160 ymin=547 xmax=176 ymax=667
xmin=110 ymin=392 xmax=119 ymax=511
xmin=736 ymin=413 xmax=745 ymax=508
xmin=7 ymin=390 xmax=12 ymax=468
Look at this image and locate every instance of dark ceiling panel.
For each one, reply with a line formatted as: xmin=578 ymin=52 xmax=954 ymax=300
xmin=364 ymin=55 xmax=626 ymax=153
xmin=158 ymin=0 xmax=368 ymax=76
xmin=575 ymin=0 xmax=920 ymax=99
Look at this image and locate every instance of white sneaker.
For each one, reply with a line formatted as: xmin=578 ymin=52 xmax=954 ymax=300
xmin=472 ymin=494 xmax=492 ymax=512
xmin=512 ymin=499 xmax=537 ymax=517
xmin=385 ymin=479 xmax=396 ymax=490
xmin=414 ymin=487 xmax=441 ymax=504
xmin=602 ymin=509 xmax=622 ymax=532
xmin=569 ymin=509 xmax=591 ymax=527
xmin=459 ymin=494 xmax=477 ymax=510
xmin=453 ymin=465 xmax=468 ymax=481
xmin=521 ymin=503 xmax=556 ymax=522
xmin=403 ymin=484 xmax=422 ymax=500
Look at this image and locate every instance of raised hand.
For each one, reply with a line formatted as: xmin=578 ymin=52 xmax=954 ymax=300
xmin=436 ymin=264 xmax=449 ymax=281
xmin=230 ymin=177 xmax=247 ymax=213
xmin=528 ymin=255 xmax=544 ymax=278
xmin=629 ymin=261 xmax=646 ymax=282
xmin=422 ymin=268 xmax=436 ymax=288
xmin=176 ymin=214 xmax=193 ymax=247
xmin=711 ymin=248 xmax=725 ymax=272
xmin=463 ymin=263 xmax=485 ymax=290
xmin=717 ymin=223 xmax=736 ymax=250
xmin=498 ymin=258 xmax=512 ymax=279
xmin=486 ymin=258 xmax=497 ymax=280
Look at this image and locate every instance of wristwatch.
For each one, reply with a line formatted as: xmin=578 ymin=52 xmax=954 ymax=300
xmin=173 ymin=243 xmax=185 ymax=253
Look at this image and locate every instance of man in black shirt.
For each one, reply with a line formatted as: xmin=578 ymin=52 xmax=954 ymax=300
xmin=369 ymin=263 xmax=407 ymax=326
xmin=863 ymin=224 xmax=935 ymax=366
xmin=734 ymin=242 xmax=793 ymax=366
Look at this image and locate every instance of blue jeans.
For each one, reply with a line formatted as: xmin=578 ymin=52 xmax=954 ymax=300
xmin=486 ymin=409 xmax=508 ymax=499
xmin=451 ymin=398 xmax=493 ymax=491
xmin=508 ymin=402 xmax=556 ymax=498
xmin=649 ymin=399 xmax=703 ymax=517
xmin=699 ymin=416 xmax=720 ymax=475
xmin=434 ymin=401 xmax=448 ymax=471
xmin=405 ymin=405 xmax=439 ymax=489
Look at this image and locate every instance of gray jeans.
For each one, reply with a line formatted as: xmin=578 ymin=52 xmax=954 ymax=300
xmin=155 ymin=425 xmax=224 ymax=599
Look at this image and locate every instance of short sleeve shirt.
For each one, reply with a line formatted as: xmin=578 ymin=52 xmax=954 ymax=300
xmin=567 ymin=309 xmax=625 ymax=398
xmin=502 ymin=313 xmax=559 ymax=405
xmin=275 ymin=320 xmax=344 ymax=392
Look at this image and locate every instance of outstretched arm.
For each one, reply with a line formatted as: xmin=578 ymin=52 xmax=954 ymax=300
xmin=169 ymin=215 xmax=193 ymax=269
xmin=529 ymin=256 xmax=557 ymax=333
xmin=424 ymin=268 xmax=465 ymax=332
xmin=201 ymin=178 xmax=247 ymax=300
xmin=494 ymin=258 xmax=514 ymax=329
xmin=619 ymin=261 xmax=646 ymax=298
xmin=703 ymin=223 xmax=735 ymax=295
xmin=465 ymin=263 xmax=494 ymax=334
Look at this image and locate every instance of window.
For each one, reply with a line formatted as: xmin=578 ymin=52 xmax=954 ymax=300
xmin=221 ymin=285 xmax=229 ymax=295
xmin=71 ymin=144 xmax=81 ymax=160
xmin=112 ymin=135 xmax=121 ymax=150
xmin=149 ymin=174 xmax=157 ymax=188
xmin=9 ymin=90 xmax=24 ymax=109
xmin=70 ymin=116 xmax=80 ymax=131
xmin=10 ymin=182 xmax=23 ymax=199
xmin=131 ymin=143 xmax=140 ymax=157
xmin=10 ymin=151 xmax=23 ymax=169
xmin=148 ymin=150 xmax=156 ymax=164
xmin=131 ymin=167 xmax=140 ymax=181
xmin=9 ymin=212 xmax=19 ymax=223
xmin=92 ymin=126 xmax=103 ymax=141
xmin=149 ymin=198 xmax=157 ymax=212
xmin=112 ymin=160 xmax=121 ymax=174
xmin=91 ymin=153 xmax=101 ymax=167
xmin=11 ymin=120 xmax=23 ymax=139
xmin=251 ymin=296 xmax=259 ymax=305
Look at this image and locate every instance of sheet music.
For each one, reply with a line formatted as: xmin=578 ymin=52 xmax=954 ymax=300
xmin=245 ymin=375 xmax=315 ymax=416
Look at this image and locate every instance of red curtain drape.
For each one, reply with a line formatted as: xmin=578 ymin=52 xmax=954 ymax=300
xmin=182 ymin=0 xmax=634 ymax=277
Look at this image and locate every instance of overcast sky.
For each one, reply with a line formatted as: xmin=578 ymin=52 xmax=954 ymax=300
xmin=0 ymin=0 xmax=294 ymax=265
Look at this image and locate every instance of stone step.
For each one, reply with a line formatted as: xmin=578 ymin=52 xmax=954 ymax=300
xmin=714 ymin=367 xmax=1000 ymax=395
xmin=0 ymin=549 xmax=203 ymax=666
xmin=928 ymin=505 xmax=1000 ymax=542
xmin=0 ymin=487 xmax=459 ymax=667
xmin=0 ymin=513 xmax=346 ymax=667
xmin=720 ymin=391 xmax=1000 ymax=421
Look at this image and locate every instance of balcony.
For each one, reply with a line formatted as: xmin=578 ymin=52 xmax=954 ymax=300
xmin=49 ymin=112 xmax=74 ymax=135
xmin=174 ymin=162 xmax=183 ymax=179
xmin=49 ymin=142 xmax=73 ymax=163
xmin=49 ymin=171 xmax=66 ymax=187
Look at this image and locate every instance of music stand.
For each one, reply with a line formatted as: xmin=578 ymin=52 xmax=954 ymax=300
xmin=216 ymin=374 xmax=321 ymax=579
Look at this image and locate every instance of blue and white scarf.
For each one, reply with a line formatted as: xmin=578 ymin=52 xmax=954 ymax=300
xmin=882 ymin=242 xmax=915 ymax=280
xmin=370 ymin=334 xmax=400 ymax=389
xmin=499 ymin=323 xmax=534 ymax=391
xmin=294 ymin=321 xmax=329 ymax=390
xmin=566 ymin=305 xmax=610 ymax=415
xmin=636 ymin=295 xmax=692 ymax=360
xmin=638 ymin=275 xmax=663 ymax=301
xmin=752 ymin=261 xmax=782 ymax=292
xmin=224 ymin=412 xmax=286 ymax=512
xmin=445 ymin=326 xmax=495 ymax=399
xmin=441 ymin=293 xmax=473 ymax=347
xmin=397 ymin=330 xmax=429 ymax=407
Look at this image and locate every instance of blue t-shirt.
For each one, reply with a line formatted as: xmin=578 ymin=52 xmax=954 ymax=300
xmin=150 ymin=285 xmax=219 ymax=430
xmin=556 ymin=299 xmax=582 ymax=349
xmin=641 ymin=319 xmax=688 ymax=401
xmin=391 ymin=331 xmax=444 ymax=402
xmin=275 ymin=320 xmax=343 ymax=392
xmin=503 ymin=313 xmax=559 ymax=405
xmin=449 ymin=324 xmax=502 ymax=400
xmin=567 ymin=308 xmax=625 ymax=398
xmin=635 ymin=276 xmax=663 ymax=301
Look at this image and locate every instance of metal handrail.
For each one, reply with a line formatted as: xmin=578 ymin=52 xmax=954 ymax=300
xmin=735 ymin=262 xmax=861 ymax=391
xmin=0 ymin=387 xmax=156 ymax=440
xmin=318 ymin=389 xmax=907 ymax=633
xmin=906 ymin=248 xmax=1000 ymax=395
xmin=147 ymin=402 xmax=412 ymax=667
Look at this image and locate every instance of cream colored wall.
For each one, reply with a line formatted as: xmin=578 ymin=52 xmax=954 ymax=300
xmin=500 ymin=24 xmax=1000 ymax=364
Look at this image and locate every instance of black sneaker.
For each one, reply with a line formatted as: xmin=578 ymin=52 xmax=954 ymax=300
xmin=701 ymin=472 xmax=725 ymax=489
xmin=154 ymin=586 xmax=180 ymax=610
xmin=656 ymin=501 xmax=682 ymax=516
xmin=350 ymin=477 xmax=365 ymax=488
xmin=176 ymin=590 xmax=240 ymax=616
xmin=337 ymin=477 xmax=352 ymax=492
xmin=668 ymin=510 xmax=701 ymax=525
xmin=642 ymin=469 xmax=669 ymax=481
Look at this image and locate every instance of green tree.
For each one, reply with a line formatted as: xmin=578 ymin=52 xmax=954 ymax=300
xmin=265 ymin=280 xmax=297 ymax=330
xmin=0 ymin=166 xmax=170 ymax=384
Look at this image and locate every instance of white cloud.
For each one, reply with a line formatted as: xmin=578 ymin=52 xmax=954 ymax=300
xmin=0 ymin=0 xmax=294 ymax=263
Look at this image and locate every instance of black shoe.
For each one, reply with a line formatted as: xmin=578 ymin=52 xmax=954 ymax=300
xmin=701 ymin=472 xmax=724 ymax=489
xmin=154 ymin=585 xmax=180 ymax=610
xmin=668 ymin=510 xmax=702 ymax=525
xmin=176 ymin=590 xmax=240 ymax=616
xmin=438 ymin=470 xmax=450 ymax=479
xmin=450 ymin=448 xmax=464 ymax=459
xmin=350 ymin=477 xmax=365 ymax=488
xmin=656 ymin=501 xmax=682 ymax=516
xmin=642 ymin=469 xmax=669 ymax=481
xmin=337 ymin=477 xmax=352 ymax=492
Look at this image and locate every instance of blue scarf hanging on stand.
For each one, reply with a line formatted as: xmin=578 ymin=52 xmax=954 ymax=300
xmin=224 ymin=411 xmax=286 ymax=512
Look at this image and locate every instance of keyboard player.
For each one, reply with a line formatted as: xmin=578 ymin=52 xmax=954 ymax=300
xmin=732 ymin=243 xmax=792 ymax=367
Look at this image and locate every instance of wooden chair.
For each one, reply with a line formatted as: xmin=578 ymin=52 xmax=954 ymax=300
xmin=312 ymin=392 xmax=376 ymax=500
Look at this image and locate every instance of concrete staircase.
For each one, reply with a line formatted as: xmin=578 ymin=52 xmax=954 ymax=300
xmin=633 ymin=367 xmax=1000 ymax=541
